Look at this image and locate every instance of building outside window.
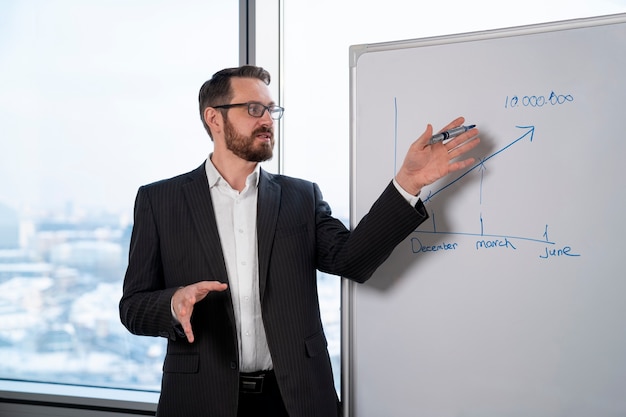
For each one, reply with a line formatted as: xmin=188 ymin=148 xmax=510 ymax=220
xmin=0 ymin=0 xmax=239 ymax=392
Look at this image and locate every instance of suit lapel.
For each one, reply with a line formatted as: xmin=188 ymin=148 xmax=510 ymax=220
xmin=181 ymin=164 xmax=236 ymax=330
xmin=181 ymin=164 xmax=228 ymax=279
xmin=257 ymin=169 xmax=281 ymax=303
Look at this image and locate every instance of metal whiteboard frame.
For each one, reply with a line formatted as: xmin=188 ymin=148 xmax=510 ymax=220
xmin=342 ymin=12 xmax=626 ymax=417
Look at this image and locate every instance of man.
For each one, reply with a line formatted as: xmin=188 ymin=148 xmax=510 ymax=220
xmin=119 ymin=65 xmax=479 ymax=417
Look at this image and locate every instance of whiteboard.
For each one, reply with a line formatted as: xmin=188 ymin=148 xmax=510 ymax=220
xmin=344 ymin=13 xmax=626 ymax=417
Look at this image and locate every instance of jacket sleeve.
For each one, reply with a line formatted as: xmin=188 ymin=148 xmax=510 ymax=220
xmin=315 ymin=180 xmax=428 ymax=283
xmin=119 ymin=186 xmax=182 ymax=341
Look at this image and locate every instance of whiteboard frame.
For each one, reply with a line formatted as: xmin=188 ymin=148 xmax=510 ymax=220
xmin=342 ymin=12 xmax=626 ymax=417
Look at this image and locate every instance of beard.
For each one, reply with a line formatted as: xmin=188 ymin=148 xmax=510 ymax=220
xmin=223 ymin=116 xmax=274 ymax=162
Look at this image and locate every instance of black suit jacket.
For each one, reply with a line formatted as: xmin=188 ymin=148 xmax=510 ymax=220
xmin=119 ymin=162 xmax=428 ymax=417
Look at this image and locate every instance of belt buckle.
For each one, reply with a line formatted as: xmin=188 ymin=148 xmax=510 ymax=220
xmin=240 ymin=374 xmax=265 ymax=394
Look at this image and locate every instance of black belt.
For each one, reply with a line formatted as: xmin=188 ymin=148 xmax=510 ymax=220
xmin=239 ymin=370 xmax=275 ymax=394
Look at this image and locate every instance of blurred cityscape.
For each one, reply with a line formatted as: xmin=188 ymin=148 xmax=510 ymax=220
xmin=0 ymin=200 xmax=341 ymax=391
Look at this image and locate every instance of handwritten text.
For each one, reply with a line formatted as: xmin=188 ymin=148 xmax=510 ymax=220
xmin=505 ymin=91 xmax=573 ymax=109
xmin=411 ymin=237 xmax=458 ymax=254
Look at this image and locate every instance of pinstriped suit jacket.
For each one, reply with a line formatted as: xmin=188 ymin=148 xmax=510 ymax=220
xmin=119 ymin=162 xmax=428 ymax=417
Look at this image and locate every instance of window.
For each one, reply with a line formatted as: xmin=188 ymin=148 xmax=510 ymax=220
xmin=0 ymin=0 xmax=238 ymax=393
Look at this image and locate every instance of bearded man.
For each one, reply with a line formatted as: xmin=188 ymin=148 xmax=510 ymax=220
xmin=119 ymin=65 xmax=479 ymax=417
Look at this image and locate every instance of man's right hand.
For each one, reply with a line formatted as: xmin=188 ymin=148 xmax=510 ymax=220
xmin=171 ymin=281 xmax=228 ymax=343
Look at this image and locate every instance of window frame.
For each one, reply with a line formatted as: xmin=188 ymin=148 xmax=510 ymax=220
xmin=0 ymin=1 xmax=270 ymax=414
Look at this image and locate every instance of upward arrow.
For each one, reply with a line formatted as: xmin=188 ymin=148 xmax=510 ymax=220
xmin=423 ymin=125 xmax=536 ymax=203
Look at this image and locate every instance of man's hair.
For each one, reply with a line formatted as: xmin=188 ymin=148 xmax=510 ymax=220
xmin=198 ymin=65 xmax=271 ymax=138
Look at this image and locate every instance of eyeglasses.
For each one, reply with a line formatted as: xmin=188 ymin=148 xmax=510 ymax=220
xmin=213 ymin=101 xmax=285 ymax=120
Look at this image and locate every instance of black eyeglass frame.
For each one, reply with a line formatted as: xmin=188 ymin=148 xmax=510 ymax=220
xmin=212 ymin=102 xmax=285 ymax=120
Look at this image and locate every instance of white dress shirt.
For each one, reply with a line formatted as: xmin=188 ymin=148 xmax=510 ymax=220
xmin=205 ymin=157 xmax=273 ymax=372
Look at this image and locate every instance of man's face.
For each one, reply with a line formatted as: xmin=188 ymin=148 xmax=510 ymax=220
xmin=222 ymin=77 xmax=275 ymax=162
xmin=223 ymin=113 xmax=274 ymax=162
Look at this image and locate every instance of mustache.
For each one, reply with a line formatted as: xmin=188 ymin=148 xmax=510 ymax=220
xmin=252 ymin=126 xmax=274 ymax=137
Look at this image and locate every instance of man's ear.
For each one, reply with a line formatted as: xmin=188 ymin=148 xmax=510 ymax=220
xmin=204 ymin=107 xmax=223 ymax=134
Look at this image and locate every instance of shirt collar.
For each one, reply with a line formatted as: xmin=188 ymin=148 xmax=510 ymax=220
xmin=205 ymin=153 xmax=261 ymax=190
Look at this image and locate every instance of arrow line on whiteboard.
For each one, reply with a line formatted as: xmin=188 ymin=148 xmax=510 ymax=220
xmin=478 ymin=159 xmax=486 ymax=205
xmin=423 ymin=125 xmax=535 ymax=203
xmin=480 ymin=212 xmax=484 ymax=236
